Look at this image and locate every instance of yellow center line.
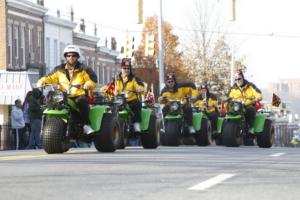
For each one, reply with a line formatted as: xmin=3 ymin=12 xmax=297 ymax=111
xmin=0 ymin=149 xmax=97 ymax=161
xmin=0 ymin=154 xmax=48 ymax=161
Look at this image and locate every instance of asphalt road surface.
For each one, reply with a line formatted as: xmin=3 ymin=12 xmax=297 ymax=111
xmin=0 ymin=146 xmax=299 ymax=200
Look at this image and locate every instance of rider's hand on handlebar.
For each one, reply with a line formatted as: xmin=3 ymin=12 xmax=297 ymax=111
xmin=36 ymin=82 xmax=45 ymax=88
xmin=158 ymin=96 xmax=168 ymax=103
xmin=82 ymin=85 xmax=89 ymax=90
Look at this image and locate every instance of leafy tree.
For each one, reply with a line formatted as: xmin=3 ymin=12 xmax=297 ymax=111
xmin=134 ymin=16 xmax=188 ymax=84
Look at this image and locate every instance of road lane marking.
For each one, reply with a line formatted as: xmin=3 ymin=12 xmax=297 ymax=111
xmin=0 ymin=154 xmax=47 ymax=161
xmin=188 ymin=173 xmax=236 ymax=191
xmin=270 ymin=153 xmax=286 ymax=157
xmin=0 ymin=149 xmax=97 ymax=161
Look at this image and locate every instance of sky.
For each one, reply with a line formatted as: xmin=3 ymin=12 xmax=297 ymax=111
xmin=30 ymin=0 xmax=300 ymax=88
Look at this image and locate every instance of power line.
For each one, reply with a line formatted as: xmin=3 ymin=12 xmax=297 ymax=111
xmin=172 ymin=26 xmax=300 ymax=39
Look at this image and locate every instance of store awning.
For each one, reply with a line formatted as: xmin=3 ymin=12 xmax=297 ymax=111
xmin=0 ymin=70 xmax=39 ymax=105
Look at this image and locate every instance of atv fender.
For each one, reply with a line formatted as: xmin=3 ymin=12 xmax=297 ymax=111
xmin=141 ymin=108 xmax=153 ymax=131
xmin=89 ymin=105 xmax=110 ymax=132
xmin=192 ymin=112 xmax=204 ymax=131
xmin=253 ymin=113 xmax=267 ymax=133
xmin=43 ymin=108 xmax=68 ymax=123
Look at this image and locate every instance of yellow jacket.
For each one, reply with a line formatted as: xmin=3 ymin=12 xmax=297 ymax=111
xmin=114 ymin=73 xmax=145 ymax=102
xmin=194 ymin=93 xmax=219 ymax=113
xmin=228 ymin=81 xmax=262 ymax=106
xmin=159 ymin=82 xmax=198 ymax=104
xmin=38 ymin=62 xmax=97 ymax=98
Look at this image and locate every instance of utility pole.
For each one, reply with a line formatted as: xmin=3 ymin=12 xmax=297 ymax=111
xmin=138 ymin=0 xmax=143 ymax=24
xmin=158 ymin=0 xmax=164 ymax=91
xmin=230 ymin=0 xmax=236 ymax=85
xmin=230 ymin=0 xmax=236 ymax=21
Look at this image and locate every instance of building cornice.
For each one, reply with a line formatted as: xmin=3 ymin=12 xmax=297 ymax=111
xmin=73 ymin=32 xmax=99 ymax=44
xmin=97 ymin=46 xmax=120 ymax=57
xmin=6 ymin=0 xmax=47 ymax=16
xmin=45 ymin=15 xmax=77 ymax=29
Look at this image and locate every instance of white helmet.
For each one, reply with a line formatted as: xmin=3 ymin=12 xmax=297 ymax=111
xmin=63 ymin=44 xmax=81 ymax=58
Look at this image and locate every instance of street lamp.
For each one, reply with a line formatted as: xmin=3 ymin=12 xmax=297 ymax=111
xmin=158 ymin=0 xmax=164 ymax=91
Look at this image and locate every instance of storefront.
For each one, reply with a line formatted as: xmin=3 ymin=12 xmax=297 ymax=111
xmin=0 ymin=70 xmax=39 ymax=124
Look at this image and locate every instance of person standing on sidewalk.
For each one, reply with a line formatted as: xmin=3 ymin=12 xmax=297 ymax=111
xmin=11 ymin=99 xmax=26 ymax=150
xmin=28 ymin=88 xmax=43 ymax=149
xmin=22 ymin=91 xmax=32 ymax=146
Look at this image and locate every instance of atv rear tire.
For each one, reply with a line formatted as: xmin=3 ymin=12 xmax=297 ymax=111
xmin=94 ymin=114 xmax=121 ymax=152
xmin=43 ymin=117 xmax=68 ymax=154
xmin=195 ymin=118 xmax=211 ymax=146
xmin=257 ymin=119 xmax=274 ymax=148
xmin=164 ymin=121 xmax=180 ymax=146
xmin=141 ymin=115 xmax=160 ymax=149
xmin=222 ymin=121 xmax=242 ymax=147
xmin=117 ymin=119 xmax=128 ymax=149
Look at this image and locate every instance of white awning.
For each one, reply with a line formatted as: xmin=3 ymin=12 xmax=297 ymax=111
xmin=0 ymin=70 xmax=39 ymax=105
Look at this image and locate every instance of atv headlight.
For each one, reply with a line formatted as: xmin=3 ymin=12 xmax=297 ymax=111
xmin=233 ymin=102 xmax=241 ymax=112
xmin=52 ymin=90 xmax=65 ymax=103
xmin=170 ymin=102 xmax=180 ymax=112
xmin=114 ymin=96 xmax=124 ymax=106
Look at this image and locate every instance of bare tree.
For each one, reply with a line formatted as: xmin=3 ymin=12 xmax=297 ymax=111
xmin=182 ymin=0 xmax=244 ymax=97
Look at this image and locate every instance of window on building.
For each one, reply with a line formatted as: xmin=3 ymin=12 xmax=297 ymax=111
xmin=8 ymin=24 xmax=13 ymax=69
xmin=45 ymin=37 xmax=50 ymax=68
xmin=102 ymin=66 xmax=105 ymax=85
xmin=86 ymin=57 xmax=89 ymax=66
xmin=38 ymin=31 xmax=42 ymax=63
xmin=21 ymin=26 xmax=26 ymax=69
xmin=59 ymin=42 xmax=65 ymax=64
xmin=92 ymin=58 xmax=95 ymax=71
xmin=54 ymin=39 xmax=58 ymax=65
xmin=97 ymin=66 xmax=100 ymax=84
xmin=14 ymin=26 xmax=19 ymax=69
xmin=29 ymin=29 xmax=34 ymax=63
xmin=106 ymin=67 xmax=110 ymax=82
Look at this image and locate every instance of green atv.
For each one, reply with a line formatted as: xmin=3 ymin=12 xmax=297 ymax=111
xmin=215 ymin=99 xmax=274 ymax=148
xmin=111 ymin=91 xmax=160 ymax=149
xmin=41 ymin=84 xmax=121 ymax=154
xmin=160 ymin=99 xmax=211 ymax=146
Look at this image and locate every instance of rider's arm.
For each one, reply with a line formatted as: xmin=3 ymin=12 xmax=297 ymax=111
xmin=158 ymin=86 xmax=169 ymax=104
xmin=37 ymin=70 xmax=59 ymax=85
xmin=82 ymin=70 xmax=97 ymax=91
xmin=133 ymin=77 xmax=145 ymax=93
xmin=191 ymin=86 xmax=198 ymax=100
xmin=194 ymin=99 xmax=206 ymax=111
xmin=245 ymin=83 xmax=263 ymax=106
xmin=248 ymin=82 xmax=262 ymax=101
xmin=207 ymin=95 xmax=219 ymax=112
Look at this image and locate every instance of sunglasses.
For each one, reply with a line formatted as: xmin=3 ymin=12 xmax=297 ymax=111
xmin=167 ymin=80 xmax=175 ymax=84
xmin=66 ymin=54 xmax=77 ymax=58
xmin=122 ymin=67 xmax=130 ymax=70
xmin=235 ymin=78 xmax=242 ymax=81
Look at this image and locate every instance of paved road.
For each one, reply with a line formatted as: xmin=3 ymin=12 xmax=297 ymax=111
xmin=0 ymin=146 xmax=299 ymax=200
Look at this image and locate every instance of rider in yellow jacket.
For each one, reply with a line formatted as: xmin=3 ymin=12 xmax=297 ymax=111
xmin=158 ymin=72 xmax=198 ymax=134
xmin=113 ymin=58 xmax=145 ymax=132
xmin=194 ymin=82 xmax=219 ymax=136
xmin=228 ymin=70 xmax=262 ymax=133
xmin=37 ymin=45 xmax=97 ymax=134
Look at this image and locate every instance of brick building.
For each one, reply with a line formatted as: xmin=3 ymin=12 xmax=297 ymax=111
xmin=0 ymin=0 xmax=47 ymax=125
